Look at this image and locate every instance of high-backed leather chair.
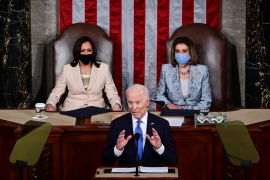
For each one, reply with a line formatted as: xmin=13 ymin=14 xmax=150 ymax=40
xmin=53 ymin=23 xmax=113 ymax=108
xmin=166 ymin=23 xmax=232 ymax=110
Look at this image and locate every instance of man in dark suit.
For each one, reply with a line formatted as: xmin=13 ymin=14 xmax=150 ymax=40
xmin=102 ymin=84 xmax=178 ymax=167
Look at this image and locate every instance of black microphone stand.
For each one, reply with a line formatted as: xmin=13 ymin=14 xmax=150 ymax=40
xmin=241 ymin=160 xmax=254 ymax=180
xmin=134 ymin=133 xmax=140 ymax=176
xmin=15 ymin=160 xmax=28 ymax=180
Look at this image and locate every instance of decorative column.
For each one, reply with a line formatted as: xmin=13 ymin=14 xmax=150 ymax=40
xmin=0 ymin=0 xmax=31 ymax=108
xmin=246 ymin=0 xmax=270 ymax=108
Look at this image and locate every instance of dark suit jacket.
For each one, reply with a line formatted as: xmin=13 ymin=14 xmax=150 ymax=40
xmin=101 ymin=112 xmax=178 ymax=167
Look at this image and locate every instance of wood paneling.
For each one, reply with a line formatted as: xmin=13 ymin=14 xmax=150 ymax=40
xmin=27 ymin=144 xmax=53 ymax=180
xmin=0 ymin=114 xmax=270 ymax=180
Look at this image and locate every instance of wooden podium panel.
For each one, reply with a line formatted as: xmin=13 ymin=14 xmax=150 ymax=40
xmin=0 ymin=109 xmax=270 ymax=180
xmin=93 ymin=167 xmax=179 ymax=180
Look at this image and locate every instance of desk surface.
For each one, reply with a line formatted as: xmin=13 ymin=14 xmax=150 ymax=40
xmin=0 ymin=109 xmax=76 ymax=125
xmin=94 ymin=167 xmax=179 ymax=179
xmin=0 ymin=109 xmax=270 ymax=126
xmin=0 ymin=109 xmax=270 ymax=180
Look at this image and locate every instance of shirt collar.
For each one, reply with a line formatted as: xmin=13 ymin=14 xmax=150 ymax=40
xmin=132 ymin=111 xmax=148 ymax=125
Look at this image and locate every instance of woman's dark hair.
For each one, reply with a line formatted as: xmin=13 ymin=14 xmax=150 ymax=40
xmin=170 ymin=36 xmax=199 ymax=67
xmin=70 ymin=36 xmax=100 ymax=68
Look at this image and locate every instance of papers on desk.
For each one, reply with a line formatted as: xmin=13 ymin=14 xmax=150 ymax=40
xmin=111 ymin=166 xmax=168 ymax=173
xmin=141 ymin=167 xmax=168 ymax=173
xmin=111 ymin=167 xmax=135 ymax=173
xmin=164 ymin=117 xmax=184 ymax=126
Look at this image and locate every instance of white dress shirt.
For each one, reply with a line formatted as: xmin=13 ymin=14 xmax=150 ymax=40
xmin=114 ymin=111 xmax=165 ymax=157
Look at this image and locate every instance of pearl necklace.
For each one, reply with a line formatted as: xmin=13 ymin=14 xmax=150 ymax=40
xmin=178 ymin=67 xmax=190 ymax=75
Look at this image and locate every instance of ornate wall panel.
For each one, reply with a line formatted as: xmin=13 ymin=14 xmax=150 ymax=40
xmin=0 ymin=0 xmax=31 ymax=108
xmin=246 ymin=0 xmax=270 ymax=107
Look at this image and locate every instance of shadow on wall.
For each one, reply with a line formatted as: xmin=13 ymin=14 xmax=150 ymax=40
xmin=31 ymin=44 xmax=49 ymax=108
xmin=221 ymin=33 xmax=242 ymax=108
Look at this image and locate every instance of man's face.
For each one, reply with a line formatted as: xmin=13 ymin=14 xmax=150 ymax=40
xmin=126 ymin=89 xmax=150 ymax=120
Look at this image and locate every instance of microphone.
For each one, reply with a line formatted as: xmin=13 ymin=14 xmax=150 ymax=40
xmin=134 ymin=133 xmax=140 ymax=176
xmin=135 ymin=133 xmax=140 ymax=142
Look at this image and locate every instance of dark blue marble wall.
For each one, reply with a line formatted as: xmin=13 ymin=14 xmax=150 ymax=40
xmin=0 ymin=0 xmax=31 ymax=108
xmin=246 ymin=0 xmax=270 ymax=108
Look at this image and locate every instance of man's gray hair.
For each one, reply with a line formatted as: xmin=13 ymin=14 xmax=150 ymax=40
xmin=126 ymin=84 xmax=149 ymax=98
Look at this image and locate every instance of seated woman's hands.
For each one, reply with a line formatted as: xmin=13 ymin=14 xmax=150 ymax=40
xmin=166 ymin=103 xmax=182 ymax=109
xmin=112 ymin=104 xmax=121 ymax=111
xmin=46 ymin=104 xmax=56 ymax=111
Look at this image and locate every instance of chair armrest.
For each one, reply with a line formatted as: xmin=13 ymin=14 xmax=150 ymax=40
xmin=102 ymin=90 xmax=112 ymax=109
xmin=150 ymin=100 xmax=167 ymax=109
xmin=56 ymin=87 xmax=69 ymax=110
xmin=226 ymin=98 xmax=234 ymax=110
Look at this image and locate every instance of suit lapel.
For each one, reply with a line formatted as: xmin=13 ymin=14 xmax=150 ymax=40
xmin=87 ymin=65 xmax=98 ymax=91
xmin=187 ymin=65 xmax=196 ymax=97
xmin=142 ymin=112 xmax=154 ymax=161
xmin=124 ymin=113 xmax=136 ymax=156
xmin=175 ymin=66 xmax=184 ymax=99
xmin=73 ymin=64 xmax=87 ymax=93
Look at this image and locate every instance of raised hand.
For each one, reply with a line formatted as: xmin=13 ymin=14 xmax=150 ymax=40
xmin=116 ymin=130 xmax=132 ymax=150
xmin=146 ymin=128 xmax=162 ymax=149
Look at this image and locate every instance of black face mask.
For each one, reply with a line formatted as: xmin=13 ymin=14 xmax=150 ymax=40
xmin=79 ymin=54 xmax=93 ymax=65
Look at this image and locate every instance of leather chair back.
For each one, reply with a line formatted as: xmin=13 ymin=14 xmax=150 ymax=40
xmin=53 ymin=23 xmax=114 ymax=85
xmin=165 ymin=23 xmax=226 ymax=110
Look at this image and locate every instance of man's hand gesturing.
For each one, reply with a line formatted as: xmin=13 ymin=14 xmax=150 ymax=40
xmin=146 ymin=128 xmax=162 ymax=149
xmin=116 ymin=130 xmax=132 ymax=150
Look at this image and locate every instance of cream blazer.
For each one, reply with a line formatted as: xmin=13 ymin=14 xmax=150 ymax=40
xmin=46 ymin=62 xmax=121 ymax=111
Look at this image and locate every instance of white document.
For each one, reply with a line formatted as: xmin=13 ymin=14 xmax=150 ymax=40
xmin=111 ymin=167 xmax=135 ymax=173
xmin=111 ymin=166 xmax=168 ymax=173
xmin=164 ymin=117 xmax=184 ymax=126
xmin=140 ymin=166 xmax=168 ymax=173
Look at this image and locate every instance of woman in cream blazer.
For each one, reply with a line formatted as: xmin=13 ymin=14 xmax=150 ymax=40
xmin=46 ymin=36 xmax=121 ymax=111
